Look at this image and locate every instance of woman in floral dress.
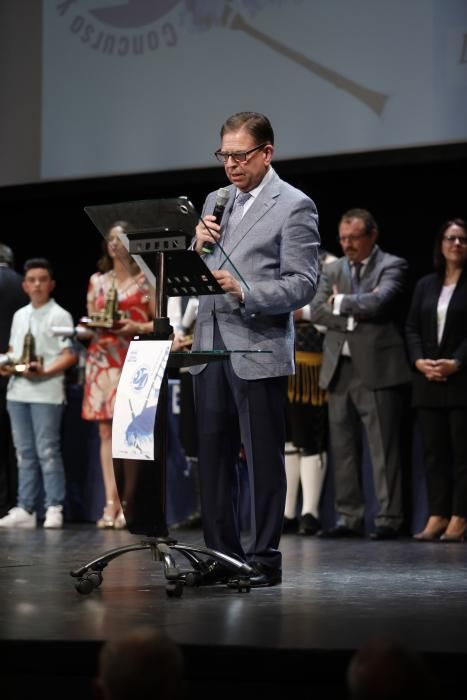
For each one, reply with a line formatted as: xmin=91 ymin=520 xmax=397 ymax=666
xmin=82 ymin=221 xmax=154 ymax=528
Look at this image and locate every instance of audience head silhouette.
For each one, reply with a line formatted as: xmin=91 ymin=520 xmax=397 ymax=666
xmin=95 ymin=626 xmax=185 ymax=700
xmin=0 ymin=243 xmax=14 ymax=266
xmin=347 ymin=637 xmax=441 ymax=700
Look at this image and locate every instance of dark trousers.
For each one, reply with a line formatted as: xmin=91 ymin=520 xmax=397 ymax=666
xmin=418 ymin=407 xmax=467 ymax=517
xmin=327 ymin=357 xmax=404 ymax=529
xmin=193 ymin=350 xmax=287 ymax=570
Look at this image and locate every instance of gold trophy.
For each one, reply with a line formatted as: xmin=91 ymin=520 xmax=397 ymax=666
xmin=83 ymin=278 xmax=125 ymax=329
xmin=0 ymin=328 xmax=42 ymax=374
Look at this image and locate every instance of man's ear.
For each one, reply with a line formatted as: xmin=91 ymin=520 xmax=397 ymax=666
xmin=264 ymin=144 xmax=274 ymax=166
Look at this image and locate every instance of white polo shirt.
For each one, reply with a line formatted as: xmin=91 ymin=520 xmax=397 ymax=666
xmin=7 ymin=299 xmax=74 ymax=404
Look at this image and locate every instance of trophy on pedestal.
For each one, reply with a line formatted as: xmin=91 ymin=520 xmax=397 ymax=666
xmin=0 ymin=328 xmax=42 ymax=374
xmin=81 ymin=277 xmax=125 ymax=330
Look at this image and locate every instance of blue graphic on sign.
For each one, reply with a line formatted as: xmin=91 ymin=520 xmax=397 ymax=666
xmin=131 ymin=366 xmax=149 ymax=391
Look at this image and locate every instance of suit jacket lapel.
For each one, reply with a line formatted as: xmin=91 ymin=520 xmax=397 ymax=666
xmin=358 ymin=245 xmax=379 ymax=292
xmin=439 ymin=269 xmax=467 ymax=351
xmin=427 ymin=276 xmax=442 ymax=351
xmin=220 ymin=172 xmax=281 ymax=265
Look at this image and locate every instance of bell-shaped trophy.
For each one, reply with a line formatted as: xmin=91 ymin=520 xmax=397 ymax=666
xmin=83 ymin=277 xmax=125 ymax=329
xmin=0 ymin=328 xmax=42 ymax=374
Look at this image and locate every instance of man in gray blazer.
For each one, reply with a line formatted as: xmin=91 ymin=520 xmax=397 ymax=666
xmin=189 ymin=112 xmax=320 ymax=586
xmin=309 ymin=209 xmax=411 ymax=539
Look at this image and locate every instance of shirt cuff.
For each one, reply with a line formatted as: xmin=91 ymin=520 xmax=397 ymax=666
xmin=333 ymin=294 xmax=344 ymax=315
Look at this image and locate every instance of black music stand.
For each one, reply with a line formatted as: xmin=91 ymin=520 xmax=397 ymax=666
xmin=70 ymin=198 xmax=254 ymax=596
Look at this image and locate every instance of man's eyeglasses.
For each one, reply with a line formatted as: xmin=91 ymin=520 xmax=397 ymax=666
xmin=443 ymin=235 xmax=467 ymax=246
xmin=214 ymin=143 xmax=267 ymax=164
xmin=337 ymin=233 xmax=370 ymax=244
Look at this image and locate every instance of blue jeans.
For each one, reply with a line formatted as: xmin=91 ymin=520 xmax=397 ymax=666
xmin=7 ymin=401 xmax=65 ymax=512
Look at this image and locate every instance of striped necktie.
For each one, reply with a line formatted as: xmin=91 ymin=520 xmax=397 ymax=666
xmin=223 ymin=192 xmax=252 ymax=245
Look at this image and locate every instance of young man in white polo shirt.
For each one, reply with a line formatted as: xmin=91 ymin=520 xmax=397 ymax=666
xmin=0 ymin=258 xmax=77 ymax=528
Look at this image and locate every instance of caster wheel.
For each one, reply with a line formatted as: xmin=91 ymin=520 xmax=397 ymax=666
xmin=75 ymin=571 xmax=103 ymax=595
xmin=88 ymin=571 xmax=103 ymax=588
xmin=184 ymin=571 xmax=201 ymax=587
xmin=75 ymin=576 xmax=95 ymax=595
xmin=237 ymin=578 xmax=251 ymax=593
xmin=166 ymin=581 xmax=184 ymax=598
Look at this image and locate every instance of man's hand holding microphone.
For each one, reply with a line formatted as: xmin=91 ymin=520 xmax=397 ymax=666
xmin=195 ymin=187 xmax=229 ymax=255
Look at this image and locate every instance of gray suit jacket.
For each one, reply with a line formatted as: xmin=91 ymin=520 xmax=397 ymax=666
xmin=308 ymin=245 xmax=411 ymax=390
xmin=190 ymin=169 xmax=320 ymax=380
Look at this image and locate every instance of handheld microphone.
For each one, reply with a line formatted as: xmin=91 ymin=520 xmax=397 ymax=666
xmin=201 ymin=187 xmax=230 ymax=254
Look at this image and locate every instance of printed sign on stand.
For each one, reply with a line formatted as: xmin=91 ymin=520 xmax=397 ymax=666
xmin=112 ymin=340 xmax=172 ymax=461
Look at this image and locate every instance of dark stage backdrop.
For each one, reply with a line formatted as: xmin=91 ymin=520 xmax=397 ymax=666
xmin=0 ymin=144 xmax=465 ymax=324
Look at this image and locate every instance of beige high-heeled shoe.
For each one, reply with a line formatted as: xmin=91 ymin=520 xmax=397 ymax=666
xmin=96 ymin=500 xmax=117 ymax=529
xmin=413 ymin=516 xmax=449 ymax=541
xmin=113 ymin=509 xmax=127 ymax=530
xmin=440 ymin=516 xmax=466 ymax=543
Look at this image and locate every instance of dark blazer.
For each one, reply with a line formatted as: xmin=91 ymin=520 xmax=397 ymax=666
xmin=0 ymin=265 xmax=27 ymax=352
xmin=405 ymin=269 xmax=467 ymax=407
xmin=309 ymin=245 xmax=411 ymax=390
xmin=0 ymin=264 xmax=28 ymax=390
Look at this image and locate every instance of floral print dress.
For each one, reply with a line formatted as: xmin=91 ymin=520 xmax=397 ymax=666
xmin=82 ymin=271 xmax=151 ymax=421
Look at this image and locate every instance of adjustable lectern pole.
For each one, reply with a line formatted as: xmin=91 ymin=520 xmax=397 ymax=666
xmin=153 ymin=251 xmax=173 ymax=340
xmin=148 ymin=250 xmax=172 ymax=536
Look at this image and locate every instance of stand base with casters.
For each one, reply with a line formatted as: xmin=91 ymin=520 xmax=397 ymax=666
xmin=70 ymin=539 xmax=253 ymax=597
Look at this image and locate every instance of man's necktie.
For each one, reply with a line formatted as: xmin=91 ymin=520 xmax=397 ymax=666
xmin=351 ymin=261 xmax=363 ymax=294
xmin=222 ymin=192 xmax=252 ymax=247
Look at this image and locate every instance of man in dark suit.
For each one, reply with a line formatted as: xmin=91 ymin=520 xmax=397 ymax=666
xmin=190 ymin=112 xmax=320 ymax=585
xmin=309 ymin=209 xmax=411 ymax=539
xmin=0 ymin=244 xmax=28 ymax=516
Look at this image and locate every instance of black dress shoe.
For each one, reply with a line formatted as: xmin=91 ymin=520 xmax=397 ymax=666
xmin=228 ymin=562 xmax=282 ymax=588
xmin=196 ymin=559 xmax=232 ymax=585
xmin=282 ymin=516 xmax=299 ymax=534
xmin=317 ymin=524 xmax=362 ymax=538
xmin=370 ymin=526 xmax=399 ymax=540
xmin=298 ymin=513 xmax=321 ymax=535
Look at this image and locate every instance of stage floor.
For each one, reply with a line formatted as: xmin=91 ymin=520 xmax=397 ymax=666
xmin=1 ymin=524 xmax=466 ymax=698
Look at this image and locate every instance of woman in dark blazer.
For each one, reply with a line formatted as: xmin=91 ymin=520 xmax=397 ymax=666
xmin=406 ymin=219 xmax=467 ymax=541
